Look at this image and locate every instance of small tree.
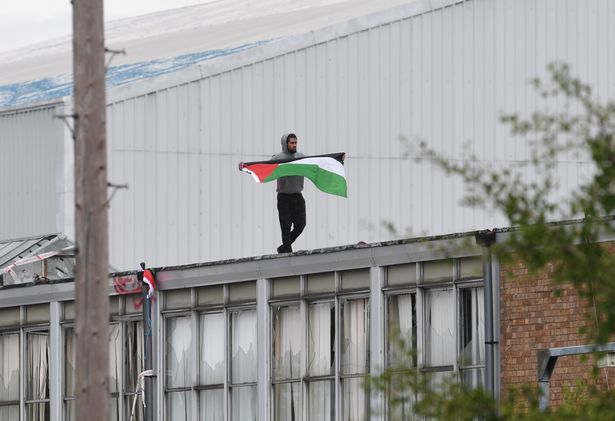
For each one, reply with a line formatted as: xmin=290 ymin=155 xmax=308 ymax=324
xmin=370 ymin=63 xmax=615 ymax=419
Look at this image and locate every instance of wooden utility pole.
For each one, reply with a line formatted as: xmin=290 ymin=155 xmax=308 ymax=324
xmin=72 ymin=0 xmax=109 ymax=419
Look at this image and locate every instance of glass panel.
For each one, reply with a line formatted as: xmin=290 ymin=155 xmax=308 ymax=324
xmin=199 ymin=313 xmax=225 ymax=385
xmin=27 ymin=402 xmax=50 ymax=420
xmin=306 ymin=272 xmax=334 ymax=294
xmin=308 ymin=302 xmax=335 ymax=376
xmin=124 ymin=321 xmax=144 ymax=392
xmin=460 ymin=287 xmax=485 ymax=367
xmin=165 ymin=289 xmax=191 ymax=309
xmin=341 ymin=299 xmax=369 ymax=374
xmin=231 ymin=386 xmax=257 ymax=421
xmin=231 ymin=310 xmax=257 ymax=383
xmin=0 ymin=406 xmax=19 ymax=420
xmin=166 ymin=317 xmax=193 ymax=388
xmin=197 ymin=285 xmax=224 ymax=307
xmin=427 ymin=370 xmax=455 ymax=393
xmin=387 ymin=374 xmax=415 ymax=421
xmin=342 ymin=377 xmax=368 ymax=421
xmin=64 ymin=328 xmax=75 ymax=396
xmin=110 ymin=396 xmax=119 ymax=421
xmin=0 ymin=333 xmax=20 ymax=401
xmin=168 ymin=391 xmax=192 ymax=421
xmin=272 ymin=305 xmax=301 ymax=380
xmin=271 ymin=276 xmax=300 ymax=298
xmin=0 ymin=307 xmax=20 ymax=327
xmin=460 ymin=257 xmax=483 ymax=280
xmin=308 ymin=381 xmax=334 ymax=421
xmin=26 ymin=303 xmax=49 ymax=323
xmin=229 ymin=282 xmax=256 ymax=303
xmin=27 ymin=332 xmax=49 ymax=400
xmin=461 ymin=368 xmax=485 ymax=390
xmin=200 ymin=389 xmax=224 ymax=421
xmin=125 ymin=393 xmax=143 ymax=421
xmin=387 ymin=294 xmax=417 ymax=368
xmin=423 ymin=260 xmax=453 ymax=283
xmin=64 ymin=399 xmax=75 ymax=421
xmin=273 ymin=382 xmax=300 ymax=421
xmin=425 ymin=289 xmax=455 ymax=367
xmin=387 ymin=263 xmax=416 ymax=286
xmin=340 ymin=269 xmax=370 ymax=291
xmin=109 ymin=324 xmax=121 ymax=394
xmin=63 ymin=301 xmax=75 ymax=321
xmin=109 ymin=296 xmax=120 ymax=316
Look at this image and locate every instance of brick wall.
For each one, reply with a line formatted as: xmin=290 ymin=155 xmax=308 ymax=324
xmin=499 ymin=258 xmax=615 ymax=406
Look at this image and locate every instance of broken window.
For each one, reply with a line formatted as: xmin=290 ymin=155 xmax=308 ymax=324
xmin=459 ymin=287 xmax=485 ymax=389
xmin=166 ymin=316 xmax=193 ymax=421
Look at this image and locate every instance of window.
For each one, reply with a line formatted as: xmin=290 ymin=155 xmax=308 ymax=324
xmin=384 ymin=258 xmax=485 ymax=418
xmin=0 ymin=332 xmax=20 ymax=419
xmin=164 ymin=282 xmax=257 ymax=421
xmin=62 ymin=296 xmax=143 ymax=421
xmin=26 ymin=331 xmax=50 ymax=419
xmin=166 ymin=316 xmax=192 ymax=420
xmin=459 ymin=287 xmax=485 ymax=389
xmin=63 ymin=327 xmax=75 ymax=421
xmin=270 ymin=270 xmax=370 ymax=421
xmin=0 ymin=305 xmax=49 ymax=421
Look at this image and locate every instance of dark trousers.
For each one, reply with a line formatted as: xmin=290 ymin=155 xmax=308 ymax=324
xmin=277 ymin=193 xmax=306 ymax=248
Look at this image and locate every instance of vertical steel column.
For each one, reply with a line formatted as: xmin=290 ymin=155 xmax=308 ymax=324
xmin=49 ymin=302 xmax=62 ymax=421
xmin=475 ymin=231 xmax=496 ymax=397
xmin=369 ymin=266 xmax=385 ymax=420
xmin=257 ymin=278 xmax=271 ymax=420
xmin=139 ymin=265 xmax=154 ymax=421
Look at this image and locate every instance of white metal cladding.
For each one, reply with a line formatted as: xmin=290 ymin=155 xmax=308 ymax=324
xmin=0 ymin=103 xmax=67 ymax=240
xmin=101 ymin=0 xmax=615 ymax=270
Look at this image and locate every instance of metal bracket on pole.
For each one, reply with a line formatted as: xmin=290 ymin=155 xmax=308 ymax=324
xmin=537 ymin=342 xmax=615 ymax=411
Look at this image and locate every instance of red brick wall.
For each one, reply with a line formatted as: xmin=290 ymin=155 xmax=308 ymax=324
xmin=499 ymin=259 xmax=615 ymax=405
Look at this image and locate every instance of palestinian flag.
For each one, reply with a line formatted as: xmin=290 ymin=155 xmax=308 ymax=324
xmin=240 ymin=153 xmax=347 ymax=197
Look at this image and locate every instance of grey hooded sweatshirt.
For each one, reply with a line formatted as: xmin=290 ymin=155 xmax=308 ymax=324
xmin=272 ymin=133 xmax=305 ymax=194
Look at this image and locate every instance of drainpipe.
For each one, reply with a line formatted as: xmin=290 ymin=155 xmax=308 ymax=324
xmin=475 ymin=230 xmax=497 ymax=399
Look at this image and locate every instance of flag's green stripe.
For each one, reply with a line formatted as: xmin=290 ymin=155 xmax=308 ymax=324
xmin=264 ymin=163 xmax=347 ymax=197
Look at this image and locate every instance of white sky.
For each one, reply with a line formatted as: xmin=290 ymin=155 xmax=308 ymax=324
xmin=0 ymin=0 xmax=208 ymax=53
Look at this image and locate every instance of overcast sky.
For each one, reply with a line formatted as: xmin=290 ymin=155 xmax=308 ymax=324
xmin=0 ymin=0 xmax=208 ymax=53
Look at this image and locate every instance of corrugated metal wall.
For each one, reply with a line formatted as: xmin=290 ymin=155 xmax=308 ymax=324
xmin=104 ymin=0 xmax=615 ymax=269
xmin=0 ymin=104 xmax=66 ymax=240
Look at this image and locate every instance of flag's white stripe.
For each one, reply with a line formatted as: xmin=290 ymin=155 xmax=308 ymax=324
xmin=282 ymin=157 xmax=345 ymax=178
xmin=241 ymin=167 xmax=262 ymax=183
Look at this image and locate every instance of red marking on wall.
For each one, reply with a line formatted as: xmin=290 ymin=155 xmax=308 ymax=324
xmin=112 ymin=275 xmax=141 ymax=295
xmin=111 ymin=274 xmax=157 ymax=310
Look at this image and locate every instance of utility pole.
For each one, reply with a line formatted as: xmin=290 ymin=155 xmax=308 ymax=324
xmin=72 ymin=0 xmax=109 ymax=419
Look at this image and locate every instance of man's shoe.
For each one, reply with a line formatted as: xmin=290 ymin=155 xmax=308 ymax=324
xmin=277 ymin=244 xmax=292 ymax=253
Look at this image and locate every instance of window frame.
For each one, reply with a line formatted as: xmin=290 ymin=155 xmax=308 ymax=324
xmin=162 ymin=282 xmax=258 ymax=421
xmin=382 ymin=258 xmax=486 ymax=415
xmin=269 ymin=270 xmax=371 ymax=421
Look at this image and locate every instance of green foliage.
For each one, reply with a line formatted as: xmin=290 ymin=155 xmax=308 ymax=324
xmin=370 ymin=63 xmax=615 ymax=419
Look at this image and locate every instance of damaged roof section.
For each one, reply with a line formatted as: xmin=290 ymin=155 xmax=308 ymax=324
xmin=0 ymin=234 xmax=75 ymax=286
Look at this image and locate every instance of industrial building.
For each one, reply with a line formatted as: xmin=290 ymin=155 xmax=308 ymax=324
xmin=0 ymin=226 xmax=613 ymax=420
xmin=1 ymin=1 xmax=614 ymax=419
xmin=2 ymin=0 xmax=614 ymax=270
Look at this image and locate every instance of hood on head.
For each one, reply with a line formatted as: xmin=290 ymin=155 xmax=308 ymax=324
xmin=280 ymin=133 xmax=296 ymax=153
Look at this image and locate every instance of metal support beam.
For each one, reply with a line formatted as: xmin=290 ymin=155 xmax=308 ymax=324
xmin=537 ymin=342 xmax=615 ymax=410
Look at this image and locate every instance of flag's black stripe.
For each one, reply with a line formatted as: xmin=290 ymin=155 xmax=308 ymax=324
xmin=243 ymin=152 xmax=345 ymax=166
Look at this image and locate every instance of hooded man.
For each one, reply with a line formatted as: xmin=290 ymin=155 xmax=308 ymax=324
xmin=272 ymin=133 xmax=306 ymax=253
